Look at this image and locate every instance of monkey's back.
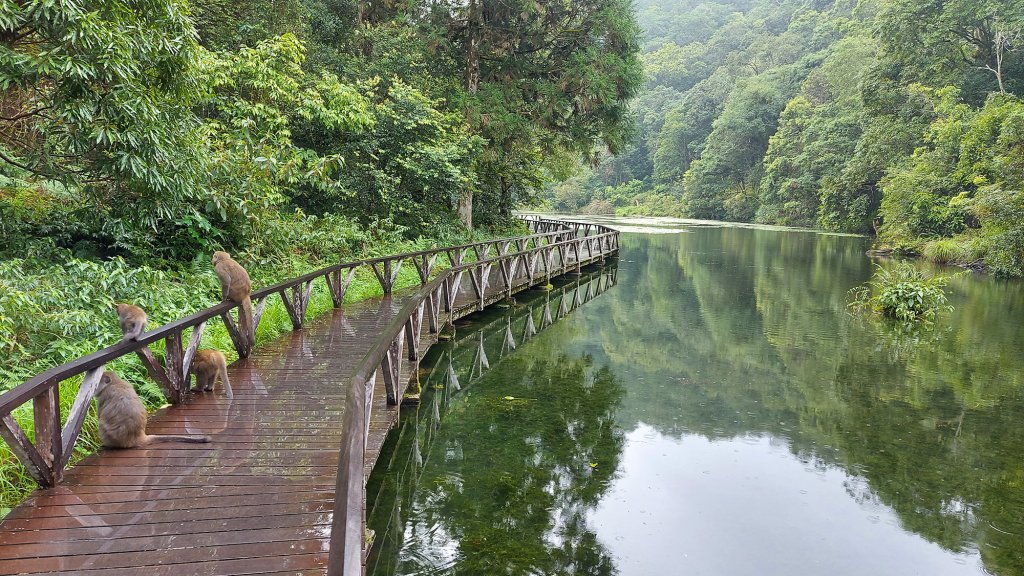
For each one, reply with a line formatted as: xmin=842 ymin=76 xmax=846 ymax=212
xmin=193 ymin=348 xmax=221 ymax=368
xmin=96 ymin=385 xmax=148 ymax=448
xmin=215 ymin=257 xmax=251 ymax=301
xmin=231 ymin=263 xmax=251 ymax=296
xmin=116 ymin=304 xmax=146 ymax=337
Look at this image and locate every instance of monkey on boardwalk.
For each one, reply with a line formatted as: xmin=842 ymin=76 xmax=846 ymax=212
xmin=191 ymin=349 xmax=233 ymax=398
xmin=115 ymin=303 xmax=147 ymax=341
xmin=95 ymin=371 xmax=210 ymax=448
xmin=212 ymin=251 xmax=254 ymax=347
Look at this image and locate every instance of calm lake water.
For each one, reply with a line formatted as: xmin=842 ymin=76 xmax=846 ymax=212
xmin=366 ymin=218 xmax=1024 ymax=576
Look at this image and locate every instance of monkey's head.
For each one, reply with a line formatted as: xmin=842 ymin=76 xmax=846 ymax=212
xmin=115 ymin=303 xmax=129 ymax=315
xmin=98 ymin=371 xmax=118 ymax=393
xmin=212 ymin=251 xmax=231 ymax=264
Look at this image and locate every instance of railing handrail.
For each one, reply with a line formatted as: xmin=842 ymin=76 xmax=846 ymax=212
xmin=331 ymin=263 xmax=448 ymax=576
xmin=0 ymin=228 xmax=579 ymax=418
xmin=250 ymin=228 xmax=576 ymax=299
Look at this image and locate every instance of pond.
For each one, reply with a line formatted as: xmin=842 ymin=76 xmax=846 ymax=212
xmin=366 ymin=218 xmax=1024 ymax=576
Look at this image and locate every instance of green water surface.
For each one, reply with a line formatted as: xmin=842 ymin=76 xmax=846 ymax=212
xmin=367 ymin=219 xmax=1024 ymax=576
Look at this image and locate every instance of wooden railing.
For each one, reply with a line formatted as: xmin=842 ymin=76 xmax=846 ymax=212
xmin=367 ymin=268 xmax=619 ymax=562
xmin=328 ymin=221 xmax=618 ymax=575
xmin=0 ymin=225 xmax=581 ymax=488
xmin=521 ymin=214 xmax=609 ymax=238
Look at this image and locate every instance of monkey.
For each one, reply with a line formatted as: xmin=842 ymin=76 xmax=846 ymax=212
xmin=191 ymin=349 xmax=233 ymax=398
xmin=95 ymin=371 xmax=210 ymax=448
xmin=212 ymin=251 xmax=254 ymax=347
xmin=115 ymin=303 xmax=147 ymax=341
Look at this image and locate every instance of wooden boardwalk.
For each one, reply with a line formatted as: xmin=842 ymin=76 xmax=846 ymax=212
xmin=0 ymin=218 xmax=617 ymax=575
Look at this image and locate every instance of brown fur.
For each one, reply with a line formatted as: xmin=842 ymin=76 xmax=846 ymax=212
xmin=212 ymin=251 xmax=254 ymax=347
xmin=191 ymin=349 xmax=233 ymax=398
xmin=95 ymin=371 xmax=210 ymax=448
xmin=115 ymin=303 xmax=147 ymax=341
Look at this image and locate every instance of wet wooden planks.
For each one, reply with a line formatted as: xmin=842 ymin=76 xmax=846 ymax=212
xmin=0 ymin=239 xmax=607 ymax=575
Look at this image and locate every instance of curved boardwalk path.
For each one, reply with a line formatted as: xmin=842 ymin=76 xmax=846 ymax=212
xmin=0 ymin=218 xmax=617 ymax=575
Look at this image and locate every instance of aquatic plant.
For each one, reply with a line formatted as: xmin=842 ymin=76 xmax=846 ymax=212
xmin=848 ymin=262 xmax=956 ymax=323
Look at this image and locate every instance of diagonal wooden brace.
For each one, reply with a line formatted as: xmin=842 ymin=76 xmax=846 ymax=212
xmin=1 ymin=411 xmax=54 ymax=486
xmin=60 ymin=367 xmax=104 ymax=469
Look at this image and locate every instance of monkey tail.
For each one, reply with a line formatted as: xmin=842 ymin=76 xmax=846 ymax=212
xmin=219 ymin=361 xmax=233 ymax=398
xmin=146 ymin=434 xmax=211 ymax=444
xmin=238 ymin=296 xmax=254 ymax=349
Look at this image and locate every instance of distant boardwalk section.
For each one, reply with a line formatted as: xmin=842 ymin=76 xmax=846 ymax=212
xmin=0 ymin=217 xmax=618 ymax=575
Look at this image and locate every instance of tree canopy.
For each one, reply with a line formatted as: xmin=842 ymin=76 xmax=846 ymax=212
xmin=1 ymin=0 xmax=643 ymax=258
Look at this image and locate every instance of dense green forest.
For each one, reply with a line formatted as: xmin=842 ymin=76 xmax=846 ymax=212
xmin=546 ymin=0 xmax=1024 ymax=276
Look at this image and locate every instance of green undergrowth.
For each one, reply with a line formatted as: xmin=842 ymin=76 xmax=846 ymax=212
xmin=868 ymin=231 xmax=1006 ymax=279
xmin=0 ymin=216 xmax=529 ymax=513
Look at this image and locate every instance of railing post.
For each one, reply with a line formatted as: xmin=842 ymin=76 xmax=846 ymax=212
xmin=405 ymin=306 xmax=423 ymax=362
xmin=252 ymin=296 xmax=269 ymax=335
xmin=472 ymin=243 xmax=492 ymax=262
xmin=447 ymin=247 xmax=467 ymax=267
xmin=326 ymin=266 xmax=359 ymax=308
xmin=414 ymin=254 xmax=438 ymax=284
xmin=282 ymin=280 xmax=315 ymax=330
xmin=371 ymin=258 xmax=402 ymax=294
xmin=329 ymin=376 xmax=367 ymax=576
xmin=33 ymin=385 xmax=61 ymax=484
xmin=136 ymin=346 xmax=177 ymax=401
xmin=182 ymin=322 xmax=206 ymax=386
xmin=164 ymin=331 xmax=185 ymax=403
xmin=1 ymin=410 xmax=53 ymax=486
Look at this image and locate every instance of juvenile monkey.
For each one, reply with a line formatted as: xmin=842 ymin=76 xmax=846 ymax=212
xmin=95 ymin=371 xmax=210 ymax=448
xmin=115 ymin=303 xmax=147 ymax=341
xmin=191 ymin=349 xmax=233 ymax=398
xmin=212 ymin=251 xmax=253 ymax=346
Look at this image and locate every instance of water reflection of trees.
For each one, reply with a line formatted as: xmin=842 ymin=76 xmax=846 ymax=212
xmin=367 ymin=268 xmax=625 ymax=576
xmin=600 ymin=230 xmax=1024 ymax=575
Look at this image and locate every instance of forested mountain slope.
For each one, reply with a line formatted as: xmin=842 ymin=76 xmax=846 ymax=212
xmin=547 ymin=0 xmax=1024 ymax=276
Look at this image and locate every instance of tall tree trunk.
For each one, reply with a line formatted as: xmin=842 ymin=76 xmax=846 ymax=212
xmin=458 ymin=192 xmax=473 ymax=229
xmin=459 ymin=0 xmax=482 ymax=229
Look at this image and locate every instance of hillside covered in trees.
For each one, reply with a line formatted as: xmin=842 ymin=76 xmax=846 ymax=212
xmin=547 ymin=0 xmax=1024 ymax=276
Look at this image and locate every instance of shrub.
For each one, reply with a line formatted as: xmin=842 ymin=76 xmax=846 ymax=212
xmin=848 ymin=262 xmax=956 ymax=323
xmin=920 ymin=238 xmax=964 ymax=264
xmin=973 ymin=187 xmax=1024 ymax=277
xmin=580 ymin=199 xmax=615 ymax=215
